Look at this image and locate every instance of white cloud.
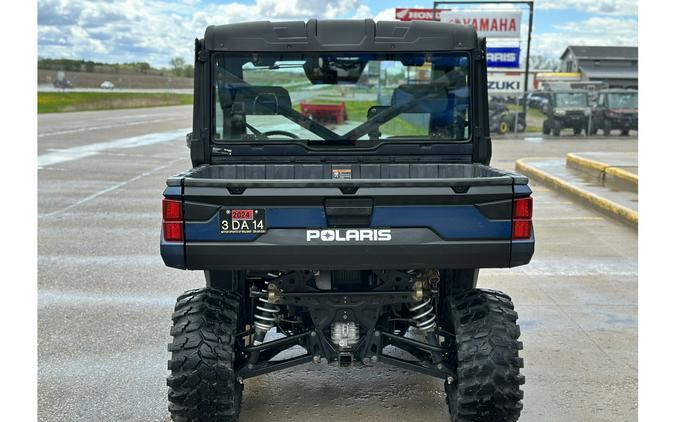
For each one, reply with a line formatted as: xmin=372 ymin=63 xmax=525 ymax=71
xmin=533 ymin=16 xmax=637 ymax=58
xmin=536 ymin=0 xmax=637 ymax=16
xmin=37 ymin=0 xmax=640 ymax=67
xmin=553 ymin=16 xmax=637 ymax=34
xmin=38 ymin=0 xmax=369 ymax=66
xmin=352 ymin=4 xmax=371 ymax=19
xmin=372 ymin=7 xmax=396 ymax=21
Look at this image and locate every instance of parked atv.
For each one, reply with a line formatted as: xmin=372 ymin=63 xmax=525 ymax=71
xmin=590 ymin=89 xmax=638 ymax=136
xmin=541 ymin=90 xmax=591 ymax=136
xmin=490 ymin=101 xmax=526 ymax=134
xmin=161 ymin=19 xmax=533 ymax=422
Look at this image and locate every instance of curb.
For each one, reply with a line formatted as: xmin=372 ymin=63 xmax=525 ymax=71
xmin=515 ymin=158 xmax=638 ymax=227
xmin=566 ymin=153 xmax=638 ymax=187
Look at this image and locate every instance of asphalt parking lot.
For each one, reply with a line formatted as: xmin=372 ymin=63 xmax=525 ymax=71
xmin=38 ymin=105 xmax=637 ymax=422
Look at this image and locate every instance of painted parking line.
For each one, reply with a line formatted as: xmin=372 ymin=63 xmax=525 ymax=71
xmin=37 ymin=127 xmax=189 ymax=168
xmin=38 ymin=118 xmax=173 ymax=137
xmin=39 ymin=158 xmax=183 ymax=218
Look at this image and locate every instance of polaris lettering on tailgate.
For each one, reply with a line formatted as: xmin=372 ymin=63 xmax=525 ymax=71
xmin=306 ymin=229 xmax=391 ymax=242
xmin=220 ymin=209 xmax=266 ymax=234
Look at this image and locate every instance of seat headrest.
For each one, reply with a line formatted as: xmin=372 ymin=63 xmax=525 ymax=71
xmin=220 ymin=85 xmax=292 ymax=115
xmin=390 ymin=84 xmax=453 ymax=114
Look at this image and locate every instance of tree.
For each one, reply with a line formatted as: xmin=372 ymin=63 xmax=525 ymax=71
xmin=137 ymin=62 xmax=151 ymax=74
xmin=182 ymin=65 xmax=194 ymax=78
xmin=170 ymin=57 xmax=186 ymax=76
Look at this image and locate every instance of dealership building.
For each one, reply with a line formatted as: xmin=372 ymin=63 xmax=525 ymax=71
xmin=559 ymin=46 xmax=638 ymax=88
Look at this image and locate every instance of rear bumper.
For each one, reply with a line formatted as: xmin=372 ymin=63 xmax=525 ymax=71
xmin=608 ymin=117 xmax=638 ymax=130
xmin=162 ymin=228 xmax=535 ymax=271
xmin=185 ymin=242 xmax=513 ymax=270
xmin=559 ymin=115 xmax=588 ymax=126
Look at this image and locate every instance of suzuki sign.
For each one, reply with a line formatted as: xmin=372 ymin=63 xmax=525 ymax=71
xmin=488 ymin=72 xmax=527 ymax=94
xmin=487 ymin=47 xmax=520 ymax=68
xmin=440 ymin=10 xmax=522 ymax=39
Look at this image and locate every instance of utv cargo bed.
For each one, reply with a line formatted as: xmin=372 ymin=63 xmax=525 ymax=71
xmin=170 ymin=163 xmax=526 ymax=187
xmin=162 ymin=163 xmax=533 ymax=271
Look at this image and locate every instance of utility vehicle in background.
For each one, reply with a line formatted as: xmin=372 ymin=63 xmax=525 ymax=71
xmin=591 ymin=89 xmax=638 ymax=136
xmin=541 ymin=90 xmax=591 ymax=136
xmin=161 ymin=19 xmax=534 ymax=422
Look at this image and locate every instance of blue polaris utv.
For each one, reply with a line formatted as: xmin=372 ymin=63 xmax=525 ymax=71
xmin=161 ymin=19 xmax=534 ymax=422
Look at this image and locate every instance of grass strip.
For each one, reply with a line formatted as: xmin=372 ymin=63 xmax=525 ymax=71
xmin=38 ymin=92 xmax=193 ymax=113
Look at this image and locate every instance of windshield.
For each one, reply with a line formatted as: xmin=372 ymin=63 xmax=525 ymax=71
xmin=607 ymin=92 xmax=637 ymax=109
xmin=555 ymin=92 xmax=588 ymax=108
xmin=212 ymin=52 xmax=470 ymax=144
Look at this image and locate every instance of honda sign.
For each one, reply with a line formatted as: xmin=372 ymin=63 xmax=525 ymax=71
xmin=394 ymin=8 xmax=442 ymax=21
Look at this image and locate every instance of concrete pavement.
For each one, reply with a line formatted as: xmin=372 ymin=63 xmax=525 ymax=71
xmin=38 ymin=107 xmax=638 ymax=421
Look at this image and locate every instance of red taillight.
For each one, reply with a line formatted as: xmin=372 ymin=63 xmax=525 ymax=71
xmin=162 ymin=198 xmax=183 ymax=242
xmin=512 ymin=196 xmax=533 ymax=240
xmin=163 ymin=222 xmax=183 ymax=241
xmin=514 ymin=197 xmax=533 ymax=219
xmin=512 ymin=220 xmax=532 ymax=239
xmin=163 ymin=198 xmax=182 ymax=221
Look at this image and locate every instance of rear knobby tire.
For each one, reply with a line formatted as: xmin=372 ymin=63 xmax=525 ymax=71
xmin=167 ymin=288 xmax=242 ymax=422
xmin=443 ymin=289 xmax=525 ymax=422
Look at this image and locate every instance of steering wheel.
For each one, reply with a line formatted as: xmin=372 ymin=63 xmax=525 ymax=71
xmin=262 ymin=130 xmax=299 ymax=139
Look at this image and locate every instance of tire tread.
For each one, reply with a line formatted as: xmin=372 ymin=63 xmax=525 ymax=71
xmin=167 ymin=288 xmax=242 ymax=422
xmin=445 ymin=288 xmax=524 ymax=422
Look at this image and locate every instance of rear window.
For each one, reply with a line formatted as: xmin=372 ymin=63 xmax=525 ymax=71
xmin=212 ymin=52 xmax=471 ymax=144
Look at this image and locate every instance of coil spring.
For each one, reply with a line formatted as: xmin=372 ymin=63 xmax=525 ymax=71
xmin=408 ymin=297 xmax=437 ymax=332
xmin=253 ymin=283 xmax=280 ymax=333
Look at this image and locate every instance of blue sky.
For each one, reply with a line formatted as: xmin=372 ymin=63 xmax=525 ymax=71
xmin=38 ymin=0 xmax=637 ymax=67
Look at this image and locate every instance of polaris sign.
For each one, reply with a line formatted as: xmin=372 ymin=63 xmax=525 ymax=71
xmin=306 ymin=229 xmax=392 ymax=242
xmin=487 ymin=47 xmax=520 ymax=69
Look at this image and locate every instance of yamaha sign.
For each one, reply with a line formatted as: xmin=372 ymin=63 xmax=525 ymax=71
xmin=440 ymin=10 xmax=522 ymax=39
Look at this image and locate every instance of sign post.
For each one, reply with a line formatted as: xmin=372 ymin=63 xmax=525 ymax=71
xmin=433 ymin=1 xmax=535 ymax=134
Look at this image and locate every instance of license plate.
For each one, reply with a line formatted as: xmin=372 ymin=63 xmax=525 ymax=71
xmin=220 ymin=209 xmax=266 ymax=234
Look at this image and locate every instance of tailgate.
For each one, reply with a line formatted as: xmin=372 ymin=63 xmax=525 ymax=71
xmin=162 ymin=163 xmax=534 ymax=270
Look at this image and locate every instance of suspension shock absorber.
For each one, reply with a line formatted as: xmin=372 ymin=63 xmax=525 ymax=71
xmin=408 ymin=270 xmax=444 ymax=365
xmin=248 ymin=281 xmax=280 ymax=364
xmin=408 ymin=297 xmax=437 ymax=332
xmin=408 ymin=270 xmax=439 ymax=333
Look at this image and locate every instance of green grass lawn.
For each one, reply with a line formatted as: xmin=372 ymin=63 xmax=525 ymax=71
xmin=506 ymin=104 xmax=546 ymax=120
xmin=38 ymin=92 xmax=193 ymax=113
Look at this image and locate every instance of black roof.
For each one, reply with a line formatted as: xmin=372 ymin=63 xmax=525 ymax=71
xmin=560 ymin=45 xmax=638 ymax=60
xmin=204 ymin=19 xmax=478 ymax=52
